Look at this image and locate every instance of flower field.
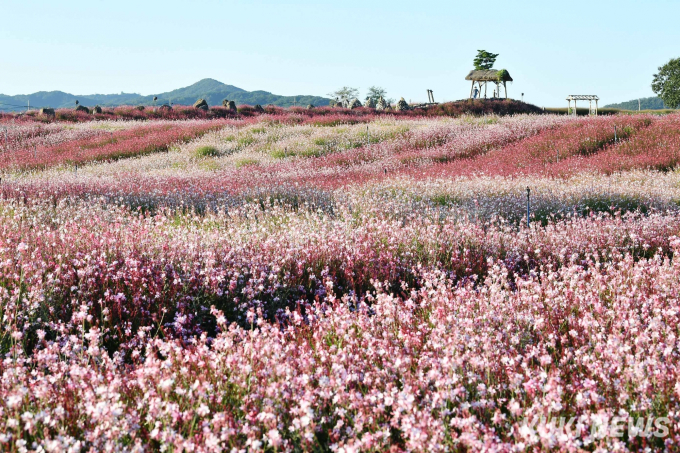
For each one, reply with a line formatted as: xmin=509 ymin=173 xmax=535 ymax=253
xmin=1 ymin=108 xmax=680 ymax=451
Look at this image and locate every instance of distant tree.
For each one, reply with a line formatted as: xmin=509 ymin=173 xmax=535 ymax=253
xmin=366 ymin=86 xmax=387 ymax=102
xmin=652 ymin=58 xmax=680 ymax=109
xmin=328 ymin=87 xmax=359 ymax=103
xmin=473 ymin=50 xmax=499 ymax=70
xmin=365 ymin=87 xmax=395 ymax=105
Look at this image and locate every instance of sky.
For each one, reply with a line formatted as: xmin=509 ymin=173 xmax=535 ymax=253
xmin=0 ymin=0 xmax=678 ymax=107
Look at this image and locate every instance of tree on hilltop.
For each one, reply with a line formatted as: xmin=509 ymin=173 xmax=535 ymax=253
xmin=473 ymin=50 xmax=499 ymax=70
xmin=652 ymin=58 xmax=680 ymax=109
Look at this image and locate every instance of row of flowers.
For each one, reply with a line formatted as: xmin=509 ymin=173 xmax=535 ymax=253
xmin=1 ymin=212 xmax=679 ymax=450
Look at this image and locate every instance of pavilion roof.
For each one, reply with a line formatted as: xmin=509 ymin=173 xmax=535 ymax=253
xmin=465 ymin=69 xmax=513 ymax=82
xmin=566 ymin=95 xmax=599 ymax=101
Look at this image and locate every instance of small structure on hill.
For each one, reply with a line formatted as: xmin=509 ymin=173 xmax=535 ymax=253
xmin=427 ymin=89 xmax=435 ymax=103
xmin=466 ymin=69 xmax=512 ymax=99
xmin=347 ymin=98 xmax=362 ymax=109
xmin=566 ymin=95 xmax=599 ymax=116
xmin=411 ymin=89 xmax=439 ymax=109
xmin=395 ymin=97 xmax=410 ymax=111
xmin=376 ymin=97 xmax=390 ymax=110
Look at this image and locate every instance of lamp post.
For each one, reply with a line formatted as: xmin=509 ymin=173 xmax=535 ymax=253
xmin=521 ymin=93 xmax=524 ymax=102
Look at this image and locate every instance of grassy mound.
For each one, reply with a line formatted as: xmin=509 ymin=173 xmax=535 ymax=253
xmin=426 ymin=99 xmax=545 ymax=117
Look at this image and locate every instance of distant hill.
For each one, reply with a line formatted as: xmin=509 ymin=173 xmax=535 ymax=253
xmin=604 ymin=96 xmax=668 ymax=110
xmin=0 ymin=78 xmax=331 ymax=111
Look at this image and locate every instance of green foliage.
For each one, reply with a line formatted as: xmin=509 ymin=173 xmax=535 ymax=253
xmin=235 ymin=158 xmax=259 ymax=168
xmin=473 ymin=50 xmax=499 ymax=70
xmin=496 ymin=69 xmax=509 ymax=83
xmin=328 ymin=86 xmax=359 ymax=103
xmin=237 ymin=135 xmax=255 ymax=148
xmin=194 ymin=145 xmax=219 ymax=158
xmin=652 ymin=58 xmax=680 ymax=109
xmin=366 ymin=86 xmax=387 ymax=103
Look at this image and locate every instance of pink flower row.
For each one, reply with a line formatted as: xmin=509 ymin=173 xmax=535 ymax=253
xmin=0 ymin=120 xmax=235 ymax=171
xmin=1 ymin=216 xmax=678 ymax=450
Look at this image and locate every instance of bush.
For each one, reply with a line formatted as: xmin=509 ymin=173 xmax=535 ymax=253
xmin=235 ymin=158 xmax=259 ymax=168
xmin=426 ymin=99 xmax=545 ymax=117
xmin=194 ymin=145 xmax=220 ymax=158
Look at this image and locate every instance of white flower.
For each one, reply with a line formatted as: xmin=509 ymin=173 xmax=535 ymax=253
xmin=159 ymin=378 xmax=175 ymax=391
xmin=266 ymin=429 xmax=282 ymax=447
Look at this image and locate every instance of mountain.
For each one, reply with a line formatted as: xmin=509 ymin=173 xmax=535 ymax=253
xmin=603 ymin=96 xmax=669 ymax=110
xmin=0 ymin=78 xmax=331 ymax=111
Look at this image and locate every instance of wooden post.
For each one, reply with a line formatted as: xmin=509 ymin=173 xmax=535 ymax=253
xmin=526 ymin=187 xmax=531 ymax=227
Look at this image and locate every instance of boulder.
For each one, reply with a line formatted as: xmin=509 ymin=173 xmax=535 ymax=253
xmin=306 ymin=104 xmax=315 ymax=109
xmin=39 ymin=108 xmax=55 ymax=116
xmin=395 ymin=97 xmax=410 ymax=111
xmin=254 ymin=104 xmax=265 ymax=113
xmin=75 ymin=105 xmax=90 ymax=114
xmin=92 ymin=105 xmax=102 ymax=114
xmin=332 ymin=99 xmax=350 ymax=108
xmin=329 ymin=99 xmax=338 ymax=108
xmin=136 ymin=105 xmax=145 ymax=111
xmin=375 ymin=97 xmax=388 ymax=110
xmin=194 ymin=99 xmax=209 ymax=110
xmin=158 ymin=104 xmax=172 ymax=110
xmin=365 ymin=97 xmax=376 ymax=109
xmin=222 ymin=99 xmax=237 ymax=112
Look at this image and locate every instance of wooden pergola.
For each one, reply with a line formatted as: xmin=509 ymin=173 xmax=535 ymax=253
xmin=466 ymin=69 xmax=513 ymax=99
xmin=567 ymin=95 xmax=599 ymax=116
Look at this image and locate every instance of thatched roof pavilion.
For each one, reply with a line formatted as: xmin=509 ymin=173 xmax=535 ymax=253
xmin=465 ymin=69 xmax=513 ymax=82
xmin=466 ymin=69 xmax=512 ymax=99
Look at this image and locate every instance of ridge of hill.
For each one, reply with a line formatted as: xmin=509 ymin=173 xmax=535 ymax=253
xmin=603 ymin=96 xmax=668 ymax=110
xmin=0 ymin=78 xmax=331 ymax=110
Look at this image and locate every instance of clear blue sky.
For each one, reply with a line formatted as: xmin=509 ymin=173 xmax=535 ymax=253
xmin=1 ymin=0 xmax=678 ymax=106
